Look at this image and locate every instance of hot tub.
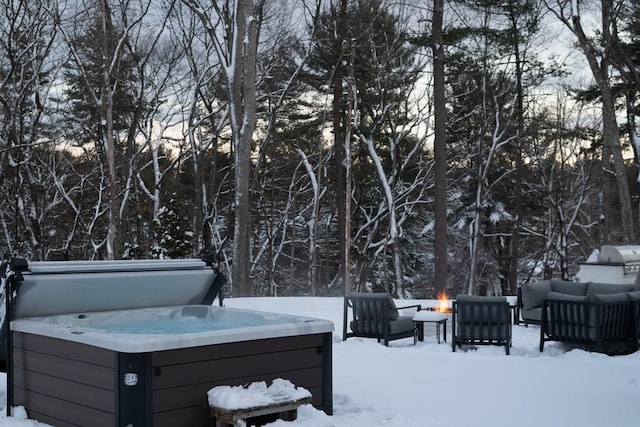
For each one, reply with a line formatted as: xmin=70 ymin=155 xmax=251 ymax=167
xmin=2 ymin=258 xmax=333 ymax=427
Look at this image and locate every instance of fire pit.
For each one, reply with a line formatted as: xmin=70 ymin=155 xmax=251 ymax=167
xmin=427 ymin=291 xmax=453 ymax=314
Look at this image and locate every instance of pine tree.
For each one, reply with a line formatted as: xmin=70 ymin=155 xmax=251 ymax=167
xmin=151 ymin=195 xmax=194 ymax=259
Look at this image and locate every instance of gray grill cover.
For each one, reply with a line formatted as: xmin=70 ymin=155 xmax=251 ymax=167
xmin=598 ymin=245 xmax=640 ymax=264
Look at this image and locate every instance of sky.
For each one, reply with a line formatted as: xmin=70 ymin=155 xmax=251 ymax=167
xmin=1 ymin=296 xmax=640 ymax=427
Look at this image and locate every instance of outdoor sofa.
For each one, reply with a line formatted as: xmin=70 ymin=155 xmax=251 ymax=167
xmin=518 ymin=280 xmax=640 ymax=354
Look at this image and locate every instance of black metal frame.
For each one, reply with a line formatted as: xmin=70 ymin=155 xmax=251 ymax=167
xmin=342 ymin=293 xmax=421 ymax=346
xmin=1 ymin=256 xmax=28 ymax=417
xmin=452 ymin=298 xmax=512 ymax=355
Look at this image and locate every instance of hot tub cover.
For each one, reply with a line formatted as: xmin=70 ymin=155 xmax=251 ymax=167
xmin=9 ymin=258 xmax=222 ymax=318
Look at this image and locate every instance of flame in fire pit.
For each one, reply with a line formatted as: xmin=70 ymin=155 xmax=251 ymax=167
xmin=435 ymin=291 xmax=450 ymax=313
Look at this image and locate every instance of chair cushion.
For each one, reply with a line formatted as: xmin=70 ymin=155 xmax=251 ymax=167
xmin=550 ymin=281 xmax=587 ymax=296
xmin=350 ymin=319 xmax=382 ymax=336
xmin=388 ymin=316 xmax=415 ymax=335
xmin=520 ymin=281 xmax=551 ymax=309
xmin=385 ymin=294 xmax=400 ymax=320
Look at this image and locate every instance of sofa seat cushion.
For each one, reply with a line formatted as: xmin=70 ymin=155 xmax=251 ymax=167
xmin=520 ymin=281 xmax=551 ymax=310
xmin=587 ymin=292 xmax=629 ymax=304
xmin=586 ymin=282 xmax=637 ymax=297
xmin=550 ymin=281 xmax=588 ymax=296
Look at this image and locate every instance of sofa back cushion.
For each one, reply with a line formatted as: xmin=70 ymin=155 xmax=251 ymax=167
xmin=550 ymin=280 xmax=588 ymax=296
xmin=520 ymin=281 xmax=552 ymax=309
xmin=586 ymin=282 xmax=637 ymax=297
xmin=546 ymin=291 xmax=587 ymax=302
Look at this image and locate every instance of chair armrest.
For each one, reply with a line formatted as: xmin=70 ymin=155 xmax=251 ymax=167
xmin=396 ymin=304 xmax=422 ymax=311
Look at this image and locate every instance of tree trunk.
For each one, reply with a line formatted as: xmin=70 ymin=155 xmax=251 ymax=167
xmin=229 ymin=0 xmax=260 ymax=296
xmin=298 ymin=149 xmax=321 ymax=296
xmin=101 ymin=0 xmax=117 ymax=260
xmin=333 ymin=0 xmax=351 ymax=295
xmin=569 ymin=9 xmax=636 ymax=243
xmin=432 ymin=0 xmax=447 ymax=297
xmin=508 ymin=5 xmax=524 ymax=295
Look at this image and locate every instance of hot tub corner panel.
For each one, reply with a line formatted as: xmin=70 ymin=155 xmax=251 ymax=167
xmin=117 ymin=352 xmax=153 ymax=427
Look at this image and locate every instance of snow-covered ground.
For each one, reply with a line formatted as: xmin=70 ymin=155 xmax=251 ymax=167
xmin=1 ymin=296 xmax=640 ymax=426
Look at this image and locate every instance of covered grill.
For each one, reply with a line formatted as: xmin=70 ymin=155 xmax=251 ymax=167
xmin=575 ymin=245 xmax=640 ymax=284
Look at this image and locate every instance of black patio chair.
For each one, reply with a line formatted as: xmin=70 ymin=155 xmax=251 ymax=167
xmin=343 ymin=293 xmax=421 ymax=346
xmin=452 ymin=294 xmax=512 ymax=355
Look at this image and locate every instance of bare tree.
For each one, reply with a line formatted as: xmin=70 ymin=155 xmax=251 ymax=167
xmin=0 ymin=0 xmax=60 ymax=259
xmin=545 ymin=0 xmax=636 ymax=243
xmin=181 ymin=0 xmax=264 ymax=295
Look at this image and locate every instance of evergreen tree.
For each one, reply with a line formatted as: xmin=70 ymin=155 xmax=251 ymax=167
xmin=62 ymin=8 xmax=138 ymax=148
xmin=151 ymin=194 xmax=194 ymax=259
xmin=306 ymin=0 xmax=427 ymax=295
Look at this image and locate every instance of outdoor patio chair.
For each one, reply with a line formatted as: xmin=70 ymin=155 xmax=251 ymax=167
xmin=343 ymin=293 xmax=421 ymax=346
xmin=452 ymin=294 xmax=512 ymax=355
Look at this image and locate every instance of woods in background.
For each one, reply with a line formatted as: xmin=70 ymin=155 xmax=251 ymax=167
xmin=1 ymin=0 xmax=640 ymax=299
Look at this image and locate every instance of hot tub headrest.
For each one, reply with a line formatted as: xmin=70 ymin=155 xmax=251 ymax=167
xmin=11 ymin=259 xmax=222 ymax=319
